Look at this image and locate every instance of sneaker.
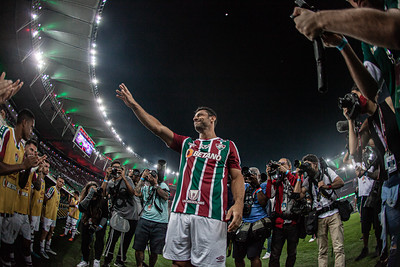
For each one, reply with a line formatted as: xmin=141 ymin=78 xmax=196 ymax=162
xmin=40 ymin=250 xmax=49 ymax=260
xmin=114 ymin=262 xmax=125 ymax=267
xmin=76 ymin=261 xmax=89 ymax=267
xmin=262 ymin=252 xmax=271 ymax=259
xmin=68 ymin=237 xmax=74 ymax=242
xmin=59 ymin=233 xmax=66 ymax=237
xmin=355 ymin=247 xmax=369 ymax=261
xmin=309 ymin=237 xmax=315 ymax=243
xmin=46 ymin=248 xmax=57 ymax=256
xmin=93 ymin=259 xmax=101 ymax=267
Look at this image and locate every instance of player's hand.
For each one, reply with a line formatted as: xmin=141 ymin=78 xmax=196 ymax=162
xmin=226 ymin=203 xmax=243 ymax=232
xmin=292 ymin=7 xmax=323 ymax=41
xmin=321 ymin=32 xmax=344 ymax=48
xmin=23 ymin=154 xmax=39 ymax=169
xmin=116 ymin=83 xmax=137 ymax=109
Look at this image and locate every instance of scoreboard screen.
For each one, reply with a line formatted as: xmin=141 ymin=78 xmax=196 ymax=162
xmin=72 ymin=126 xmax=95 ymax=157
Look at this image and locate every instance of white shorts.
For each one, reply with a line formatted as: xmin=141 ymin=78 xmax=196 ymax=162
xmin=1 ymin=215 xmax=17 ymax=244
xmin=13 ymin=213 xmax=31 ymax=240
xmin=42 ymin=217 xmax=56 ymax=232
xmin=66 ymin=216 xmax=78 ymax=228
xmin=30 ymin=216 xmax=41 ymax=232
xmin=163 ymin=213 xmax=227 ymax=267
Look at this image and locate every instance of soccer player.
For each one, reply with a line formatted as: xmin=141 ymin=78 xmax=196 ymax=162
xmin=60 ymin=190 xmax=80 ymax=241
xmin=0 ymin=109 xmax=38 ymax=265
xmin=116 ymin=83 xmax=244 ymax=267
xmin=30 ymin=159 xmax=49 ymax=257
xmin=39 ymin=176 xmax=64 ymax=259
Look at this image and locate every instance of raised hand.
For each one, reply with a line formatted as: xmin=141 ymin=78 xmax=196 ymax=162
xmin=0 ymin=72 xmax=23 ymax=104
xmin=116 ymin=83 xmax=136 ymax=109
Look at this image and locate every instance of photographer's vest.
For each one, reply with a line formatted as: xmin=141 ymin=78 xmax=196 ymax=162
xmin=0 ymin=126 xmax=24 ymax=215
xmin=45 ymin=186 xmax=60 ymax=220
xmin=14 ymin=172 xmax=35 ymax=215
xmin=30 ymin=177 xmax=45 ymax=217
xmin=68 ymin=197 xmax=80 ymax=220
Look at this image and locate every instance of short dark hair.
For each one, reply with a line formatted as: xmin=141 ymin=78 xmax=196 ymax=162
xmin=25 ymin=139 xmax=38 ymax=148
xmin=17 ymin=109 xmax=35 ymax=125
xmin=74 ymin=190 xmax=79 ymax=196
xmin=57 ymin=176 xmax=64 ymax=181
xmin=302 ymin=154 xmax=319 ymax=164
xmin=194 ymin=107 xmax=218 ymax=126
xmin=111 ymin=160 xmax=121 ymax=167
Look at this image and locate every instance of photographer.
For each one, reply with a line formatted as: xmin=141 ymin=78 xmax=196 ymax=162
xmin=233 ymin=167 xmax=269 ymax=267
xmin=265 ymin=158 xmax=300 ymax=267
xmin=133 ymin=169 xmax=169 ymax=267
xmin=299 ymin=154 xmax=345 ymax=267
xmin=101 ymin=160 xmax=138 ymax=267
xmin=343 ymin=107 xmax=383 ymax=261
xmin=76 ymin=182 xmax=108 ymax=267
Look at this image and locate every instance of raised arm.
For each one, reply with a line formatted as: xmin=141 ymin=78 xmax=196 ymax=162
xmin=293 ymin=7 xmax=400 ymax=50
xmin=116 ymin=83 xmax=174 ymax=146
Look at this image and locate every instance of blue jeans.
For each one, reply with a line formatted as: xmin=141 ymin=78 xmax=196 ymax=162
xmin=385 ymin=204 xmax=400 ymax=267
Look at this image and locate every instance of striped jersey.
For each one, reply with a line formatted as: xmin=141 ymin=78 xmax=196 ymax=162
xmin=0 ymin=126 xmax=25 ymax=214
xmin=169 ymin=133 xmax=241 ymax=221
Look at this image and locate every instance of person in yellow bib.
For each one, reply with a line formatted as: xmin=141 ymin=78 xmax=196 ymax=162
xmin=60 ymin=190 xmax=80 ymax=241
xmin=39 ymin=176 xmax=64 ymax=260
xmin=0 ymin=109 xmax=39 ymax=266
xmin=13 ymin=140 xmax=44 ymax=267
xmin=30 ymin=158 xmax=49 ymax=258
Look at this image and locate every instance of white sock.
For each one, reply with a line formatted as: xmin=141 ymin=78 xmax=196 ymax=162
xmin=24 ymin=255 xmax=32 ymax=264
xmin=40 ymin=240 xmax=45 ymax=251
xmin=46 ymin=239 xmax=51 ymax=250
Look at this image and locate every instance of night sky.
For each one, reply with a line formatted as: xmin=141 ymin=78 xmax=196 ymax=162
xmin=96 ymin=0 xmax=358 ymax=173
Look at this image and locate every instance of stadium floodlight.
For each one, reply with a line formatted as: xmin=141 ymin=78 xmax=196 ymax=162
xmin=176 ymin=172 xmax=179 ymax=176
xmin=90 ymin=49 xmax=96 ymax=55
xmin=97 ymin=98 xmax=103 ymax=104
xmin=92 ymin=43 xmax=97 ymax=48
xmin=106 ymin=120 xmax=112 ymax=126
xmin=326 ymin=158 xmax=330 ymax=162
xmin=143 ymin=158 xmax=147 ymax=162
xmin=96 ymin=15 xmax=101 ymax=24
xmin=92 ymin=78 xmax=98 ymax=85
xmin=153 ymin=164 xmax=157 ymax=168
xmin=34 ymin=51 xmax=43 ymax=61
xmin=98 ymin=105 xmax=105 ymax=111
xmin=32 ymin=13 xmax=37 ymax=19
xmin=166 ymin=168 xmax=171 ymax=174
xmin=102 ymin=111 xmax=107 ymax=117
xmin=32 ymin=30 xmax=39 ymax=37
xmin=341 ymin=151 xmax=345 ymax=155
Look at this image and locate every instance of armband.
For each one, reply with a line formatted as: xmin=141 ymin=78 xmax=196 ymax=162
xmin=336 ymin=37 xmax=348 ymax=51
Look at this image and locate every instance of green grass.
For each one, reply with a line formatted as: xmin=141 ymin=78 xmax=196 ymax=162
xmin=25 ymin=213 xmax=380 ymax=266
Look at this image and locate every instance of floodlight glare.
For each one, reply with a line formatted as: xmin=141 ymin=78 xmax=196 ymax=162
xmin=106 ymin=120 xmax=112 ymax=126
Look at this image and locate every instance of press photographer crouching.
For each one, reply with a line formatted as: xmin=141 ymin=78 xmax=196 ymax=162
xmin=298 ymin=154 xmax=345 ymax=267
xmin=133 ymin=166 xmax=170 ymax=267
xmin=76 ymin=182 xmax=108 ymax=267
xmin=265 ymin=158 xmax=301 ymax=267
xmin=233 ymin=167 xmax=270 ymax=267
xmin=101 ymin=160 xmax=138 ymax=267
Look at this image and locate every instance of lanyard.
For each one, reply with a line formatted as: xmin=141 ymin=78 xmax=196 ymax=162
xmin=372 ymin=106 xmax=389 ymax=152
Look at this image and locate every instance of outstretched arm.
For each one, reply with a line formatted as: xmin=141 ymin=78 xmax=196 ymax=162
xmin=116 ymin=83 xmax=174 ymax=146
xmin=293 ymin=7 xmax=400 ymax=50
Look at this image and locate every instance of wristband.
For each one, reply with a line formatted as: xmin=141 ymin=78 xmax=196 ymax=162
xmin=297 ymin=178 xmax=301 ymax=182
xmin=285 ymin=170 xmax=290 ymax=176
xmin=98 ymin=225 xmax=103 ymax=229
xmin=336 ymin=37 xmax=348 ymax=51
xmin=140 ymin=177 xmax=145 ymax=181
xmin=328 ymin=184 xmax=332 ymax=189
xmin=253 ymin=188 xmax=262 ymax=197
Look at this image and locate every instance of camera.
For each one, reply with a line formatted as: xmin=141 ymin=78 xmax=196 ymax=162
xmin=294 ymin=160 xmax=312 ymax=174
xmin=132 ymin=169 xmax=140 ymax=176
xmin=143 ymin=169 xmax=157 ymax=181
xmin=110 ymin=167 xmax=120 ymax=179
xmin=241 ymin=167 xmax=256 ymax=178
xmin=94 ymin=187 xmax=103 ymax=197
xmin=338 ymin=92 xmax=361 ymax=120
xmin=267 ymin=160 xmax=283 ymax=181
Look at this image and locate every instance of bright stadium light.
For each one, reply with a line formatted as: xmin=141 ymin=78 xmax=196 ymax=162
xmin=32 ymin=30 xmax=39 ymax=37
xmin=32 ymin=13 xmax=37 ymax=19
xmin=153 ymin=164 xmax=157 ymax=168
xmin=92 ymin=78 xmax=98 ymax=85
xmin=97 ymin=98 xmax=103 ymax=104
xmin=326 ymin=158 xmax=331 ymax=162
xmin=106 ymin=120 xmax=112 ymax=126
xmin=102 ymin=111 xmax=107 ymax=117
xmin=166 ymin=168 xmax=171 ymax=174
xmin=143 ymin=158 xmax=147 ymax=162
xmin=92 ymin=43 xmax=97 ymax=48
xmin=96 ymin=15 xmax=101 ymax=24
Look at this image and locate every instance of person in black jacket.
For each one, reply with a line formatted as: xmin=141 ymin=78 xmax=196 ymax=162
xmin=76 ymin=182 xmax=108 ymax=267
